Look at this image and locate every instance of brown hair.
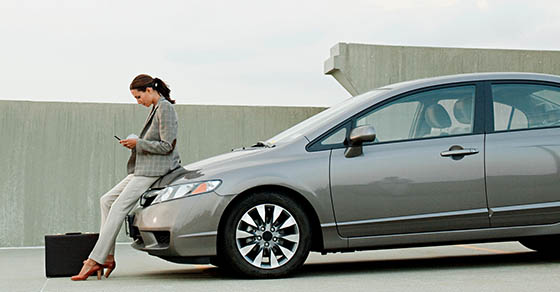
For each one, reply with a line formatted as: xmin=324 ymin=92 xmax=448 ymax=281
xmin=129 ymin=74 xmax=175 ymax=104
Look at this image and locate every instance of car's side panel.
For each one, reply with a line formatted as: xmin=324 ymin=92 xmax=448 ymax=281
xmin=486 ymin=128 xmax=560 ymax=227
xmin=348 ymin=220 xmax=560 ymax=250
xmin=330 ymin=134 xmax=489 ymax=237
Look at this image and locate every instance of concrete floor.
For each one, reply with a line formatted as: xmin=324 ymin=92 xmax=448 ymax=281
xmin=1 ymin=242 xmax=559 ymax=292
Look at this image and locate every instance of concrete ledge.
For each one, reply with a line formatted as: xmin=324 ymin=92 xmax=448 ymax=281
xmin=324 ymin=43 xmax=560 ymax=95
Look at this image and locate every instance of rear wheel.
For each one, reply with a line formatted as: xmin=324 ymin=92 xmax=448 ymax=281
xmin=219 ymin=192 xmax=312 ymax=278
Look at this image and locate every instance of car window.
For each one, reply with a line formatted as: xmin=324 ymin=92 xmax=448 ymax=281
xmin=356 ymin=100 xmax=420 ymax=142
xmin=491 ymin=84 xmax=560 ymax=131
xmin=320 ymin=127 xmax=347 ymax=146
xmin=493 ymin=102 xmax=528 ymax=131
xmin=355 ymin=85 xmax=476 ymax=143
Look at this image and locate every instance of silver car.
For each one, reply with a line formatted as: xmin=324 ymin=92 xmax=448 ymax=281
xmin=128 ymin=72 xmax=560 ymax=278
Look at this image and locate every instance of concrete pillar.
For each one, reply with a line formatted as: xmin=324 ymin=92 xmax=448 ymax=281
xmin=325 ymin=43 xmax=560 ymax=95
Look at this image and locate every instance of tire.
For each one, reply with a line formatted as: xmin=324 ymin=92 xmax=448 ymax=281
xmin=219 ymin=191 xmax=312 ymax=278
xmin=519 ymin=235 xmax=560 ymax=255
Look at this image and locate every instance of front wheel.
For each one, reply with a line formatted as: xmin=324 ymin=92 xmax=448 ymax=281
xmin=219 ymin=192 xmax=312 ymax=278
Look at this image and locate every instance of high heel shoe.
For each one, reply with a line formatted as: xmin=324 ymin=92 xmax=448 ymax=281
xmin=71 ymin=262 xmax=103 ymax=281
xmin=103 ymin=260 xmax=116 ymax=278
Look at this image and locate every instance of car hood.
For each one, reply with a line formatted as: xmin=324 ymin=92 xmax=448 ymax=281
xmin=173 ymin=147 xmax=272 ymax=184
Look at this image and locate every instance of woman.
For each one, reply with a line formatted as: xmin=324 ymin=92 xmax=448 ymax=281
xmin=71 ymin=74 xmax=181 ymax=280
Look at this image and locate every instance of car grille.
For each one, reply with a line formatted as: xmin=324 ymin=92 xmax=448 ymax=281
xmin=126 ymin=215 xmax=141 ymax=240
xmin=153 ymin=231 xmax=170 ymax=246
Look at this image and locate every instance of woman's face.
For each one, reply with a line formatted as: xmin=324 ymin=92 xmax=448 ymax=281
xmin=130 ymin=88 xmax=156 ymax=107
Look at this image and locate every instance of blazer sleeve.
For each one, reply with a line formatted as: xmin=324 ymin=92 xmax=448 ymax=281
xmin=136 ymin=101 xmax=178 ymax=155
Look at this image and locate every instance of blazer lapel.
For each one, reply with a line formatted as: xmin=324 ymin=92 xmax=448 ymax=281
xmin=140 ymin=98 xmax=161 ymax=138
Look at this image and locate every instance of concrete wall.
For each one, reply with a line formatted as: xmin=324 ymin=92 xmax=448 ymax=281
xmin=0 ymin=101 xmax=325 ymax=247
xmin=324 ymin=43 xmax=560 ymax=95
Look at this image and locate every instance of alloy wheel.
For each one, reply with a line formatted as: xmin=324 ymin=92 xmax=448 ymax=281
xmin=235 ymin=203 xmax=300 ymax=269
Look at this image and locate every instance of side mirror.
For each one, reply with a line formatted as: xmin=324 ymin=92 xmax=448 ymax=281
xmin=344 ymin=125 xmax=376 ymax=158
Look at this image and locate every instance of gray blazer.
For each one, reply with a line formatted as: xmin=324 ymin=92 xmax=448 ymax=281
xmin=127 ymin=97 xmax=181 ymax=176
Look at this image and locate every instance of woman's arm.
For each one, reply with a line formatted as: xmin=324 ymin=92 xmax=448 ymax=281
xmin=136 ymin=101 xmax=178 ymax=155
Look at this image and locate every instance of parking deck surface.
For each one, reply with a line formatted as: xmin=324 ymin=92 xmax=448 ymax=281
xmin=1 ymin=241 xmax=559 ymax=292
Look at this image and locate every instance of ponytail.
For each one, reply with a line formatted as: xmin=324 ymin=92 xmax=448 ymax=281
xmin=152 ymin=77 xmax=175 ymax=104
xmin=130 ymin=74 xmax=176 ymax=104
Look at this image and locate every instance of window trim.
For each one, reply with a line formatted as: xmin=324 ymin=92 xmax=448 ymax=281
xmin=306 ymin=121 xmax=351 ymax=152
xmin=485 ymin=80 xmax=560 ymax=134
xmin=306 ymin=81 xmax=485 ymax=152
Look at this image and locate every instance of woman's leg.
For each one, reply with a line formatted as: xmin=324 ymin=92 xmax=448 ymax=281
xmin=72 ymin=176 xmax=136 ymax=280
xmin=99 ymin=174 xmax=134 ymax=257
xmin=89 ymin=175 xmax=159 ymax=264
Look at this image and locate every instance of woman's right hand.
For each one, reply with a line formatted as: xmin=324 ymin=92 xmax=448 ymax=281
xmin=120 ymin=138 xmax=137 ymax=149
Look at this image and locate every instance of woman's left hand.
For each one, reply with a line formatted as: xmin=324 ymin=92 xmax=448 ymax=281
xmin=120 ymin=138 xmax=137 ymax=149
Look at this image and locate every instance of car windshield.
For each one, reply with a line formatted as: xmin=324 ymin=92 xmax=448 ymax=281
xmin=267 ymin=89 xmax=388 ymax=144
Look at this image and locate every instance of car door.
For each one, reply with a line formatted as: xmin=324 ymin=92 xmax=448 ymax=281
xmin=485 ymin=82 xmax=560 ymax=227
xmin=329 ymin=84 xmax=490 ymax=237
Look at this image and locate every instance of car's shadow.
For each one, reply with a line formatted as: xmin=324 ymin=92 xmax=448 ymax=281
xmin=132 ymin=251 xmax=560 ymax=280
xmin=299 ymin=251 xmax=559 ymax=278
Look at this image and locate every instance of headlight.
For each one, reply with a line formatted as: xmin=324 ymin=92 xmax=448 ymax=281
xmin=142 ymin=180 xmax=222 ymax=206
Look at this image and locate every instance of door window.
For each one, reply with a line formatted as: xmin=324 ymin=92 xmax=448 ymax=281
xmin=355 ymin=85 xmax=476 ymax=143
xmin=320 ymin=127 xmax=347 ymax=146
xmin=492 ymin=84 xmax=560 ymax=131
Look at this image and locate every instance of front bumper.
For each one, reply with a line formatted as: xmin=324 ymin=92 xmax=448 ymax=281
xmin=128 ymin=191 xmax=234 ymax=259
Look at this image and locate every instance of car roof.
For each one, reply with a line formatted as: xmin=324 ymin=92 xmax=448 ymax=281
xmin=379 ymin=72 xmax=560 ymax=93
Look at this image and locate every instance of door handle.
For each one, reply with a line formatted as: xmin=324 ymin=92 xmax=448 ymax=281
xmin=440 ymin=148 xmax=479 ymax=157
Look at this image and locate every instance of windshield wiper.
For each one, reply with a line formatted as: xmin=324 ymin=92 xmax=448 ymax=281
xmin=252 ymin=141 xmax=275 ymax=148
xmin=231 ymin=141 xmax=275 ymax=151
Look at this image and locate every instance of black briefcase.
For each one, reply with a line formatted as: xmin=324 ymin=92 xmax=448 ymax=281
xmin=44 ymin=232 xmax=99 ymax=277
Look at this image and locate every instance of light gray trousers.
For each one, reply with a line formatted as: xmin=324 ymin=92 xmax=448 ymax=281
xmin=89 ymin=174 xmax=158 ymax=264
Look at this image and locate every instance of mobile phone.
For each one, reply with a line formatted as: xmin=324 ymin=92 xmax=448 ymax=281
xmin=114 ymin=135 xmax=121 ymax=141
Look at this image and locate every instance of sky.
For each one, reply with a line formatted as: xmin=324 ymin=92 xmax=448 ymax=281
xmin=1 ymin=0 xmax=560 ymax=107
